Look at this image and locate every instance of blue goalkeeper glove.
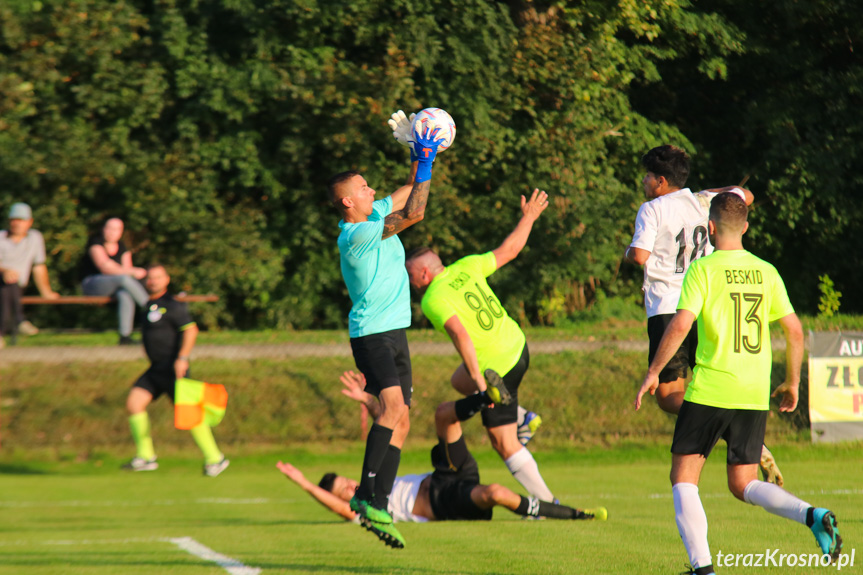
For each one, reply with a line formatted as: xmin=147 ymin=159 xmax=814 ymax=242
xmin=412 ymin=125 xmax=444 ymax=183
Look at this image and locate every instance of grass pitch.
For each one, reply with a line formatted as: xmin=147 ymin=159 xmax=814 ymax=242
xmin=0 ymin=443 xmax=859 ymax=575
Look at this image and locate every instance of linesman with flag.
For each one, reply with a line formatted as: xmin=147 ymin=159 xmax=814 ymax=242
xmin=122 ymin=263 xmax=229 ymax=477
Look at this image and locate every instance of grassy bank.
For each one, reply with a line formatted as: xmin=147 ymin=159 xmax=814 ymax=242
xmin=1 ymin=349 xmax=807 ymax=454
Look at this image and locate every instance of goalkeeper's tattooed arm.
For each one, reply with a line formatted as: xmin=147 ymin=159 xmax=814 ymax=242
xmin=381 ymin=124 xmax=442 ymax=239
xmin=382 ymin=180 xmax=430 ymax=240
xmin=387 ymin=163 xmax=419 ymax=213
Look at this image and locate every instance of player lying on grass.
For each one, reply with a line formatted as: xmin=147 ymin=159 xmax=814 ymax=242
xmin=277 ymin=371 xmax=606 ymax=546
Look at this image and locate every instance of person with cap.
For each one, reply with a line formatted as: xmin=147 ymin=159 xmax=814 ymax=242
xmin=0 ymin=202 xmax=60 ymax=346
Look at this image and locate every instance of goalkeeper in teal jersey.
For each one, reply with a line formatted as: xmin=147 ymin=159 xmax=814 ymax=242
xmin=405 ymin=188 xmax=557 ymax=502
xmin=635 ymin=193 xmax=842 ymax=573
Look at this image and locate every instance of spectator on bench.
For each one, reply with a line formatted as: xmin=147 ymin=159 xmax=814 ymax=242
xmin=0 ymin=202 xmax=60 ymax=346
xmin=80 ymin=217 xmax=148 ymax=345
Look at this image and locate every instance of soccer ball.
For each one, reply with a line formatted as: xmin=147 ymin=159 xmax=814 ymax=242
xmin=411 ymin=108 xmax=456 ymax=152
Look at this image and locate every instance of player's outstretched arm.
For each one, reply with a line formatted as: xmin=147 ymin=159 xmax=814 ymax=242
xmin=702 ymin=186 xmax=754 ymax=206
xmin=492 ymin=188 xmax=549 ymax=269
xmin=443 ymin=316 xmax=487 ymax=393
xmin=771 ymin=312 xmax=804 ymax=412
xmin=276 ymin=461 xmax=356 ymax=521
xmin=635 ymin=309 xmax=696 ymax=410
xmin=340 ymin=370 xmax=382 ymax=419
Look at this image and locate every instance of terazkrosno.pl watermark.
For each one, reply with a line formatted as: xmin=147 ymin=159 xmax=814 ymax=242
xmin=716 ymin=549 xmax=855 ymax=570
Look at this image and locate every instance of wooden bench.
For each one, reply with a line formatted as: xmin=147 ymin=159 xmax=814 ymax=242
xmin=3 ymin=294 xmax=219 ymax=344
xmin=21 ymin=294 xmax=219 ymax=305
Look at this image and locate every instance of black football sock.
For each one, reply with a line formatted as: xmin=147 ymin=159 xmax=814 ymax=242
xmin=513 ymin=496 xmax=584 ymax=519
xmin=694 ymin=566 xmax=715 ymax=575
xmin=373 ymin=445 xmax=401 ymax=510
xmin=806 ymin=506 xmax=815 ymax=527
xmin=454 ymin=392 xmax=492 ymax=421
xmin=541 ymin=501 xmax=582 ymax=519
xmin=356 ymin=423 xmax=393 ymax=502
xmin=514 ymin=495 xmax=542 ymax=517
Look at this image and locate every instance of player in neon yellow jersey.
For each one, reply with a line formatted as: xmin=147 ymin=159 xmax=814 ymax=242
xmin=635 ymin=192 xmax=842 ymax=574
xmin=623 ymin=146 xmax=783 ymax=487
xmin=405 ymin=188 xmax=556 ymax=502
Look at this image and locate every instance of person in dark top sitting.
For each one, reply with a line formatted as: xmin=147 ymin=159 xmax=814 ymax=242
xmin=80 ymin=217 xmax=149 ymax=345
xmin=122 ymin=263 xmax=229 ymax=477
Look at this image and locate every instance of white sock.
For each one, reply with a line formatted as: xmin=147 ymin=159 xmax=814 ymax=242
xmin=505 ymin=447 xmax=554 ymax=501
xmin=673 ymin=483 xmax=712 ymax=569
xmin=517 ymin=405 xmax=527 ymax=426
xmin=743 ymin=480 xmax=811 ymax=525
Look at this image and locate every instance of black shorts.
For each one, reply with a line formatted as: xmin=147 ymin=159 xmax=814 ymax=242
xmin=350 ymin=328 xmax=412 ymax=407
xmin=648 ymin=314 xmax=697 ymax=383
xmin=671 ymin=401 xmax=767 ymax=465
xmin=133 ymin=362 xmax=185 ymax=402
xmin=481 ymin=344 xmax=529 ymax=428
xmin=428 ymin=436 xmax=492 ymax=521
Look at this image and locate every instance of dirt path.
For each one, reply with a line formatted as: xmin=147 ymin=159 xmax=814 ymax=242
xmin=0 ymin=338 xmax=792 ymax=365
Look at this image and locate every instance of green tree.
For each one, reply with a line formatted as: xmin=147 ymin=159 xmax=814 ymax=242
xmin=633 ymin=0 xmax=863 ymax=313
xmin=1 ymin=0 xmax=744 ymax=328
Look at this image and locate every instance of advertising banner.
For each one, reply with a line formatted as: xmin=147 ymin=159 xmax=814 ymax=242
xmin=808 ymin=331 xmax=863 ymax=442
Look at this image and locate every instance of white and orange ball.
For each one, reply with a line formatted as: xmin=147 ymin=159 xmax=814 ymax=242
xmin=411 ymin=108 xmax=456 ymax=152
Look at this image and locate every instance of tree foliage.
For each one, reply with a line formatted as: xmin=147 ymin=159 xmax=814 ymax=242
xmin=6 ymin=0 xmax=843 ymax=330
xmin=632 ymin=0 xmax=863 ymax=312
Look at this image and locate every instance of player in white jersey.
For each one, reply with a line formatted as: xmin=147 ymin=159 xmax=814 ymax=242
xmin=276 ymin=371 xmax=606 ymax=529
xmin=626 ymin=145 xmax=753 ymax=413
xmin=623 ymin=146 xmax=784 ymax=485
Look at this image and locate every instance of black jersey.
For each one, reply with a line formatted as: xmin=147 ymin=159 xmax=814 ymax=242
xmin=142 ymin=293 xmax=195 ymax=364
xmin=79 ymin=236 xmax=128 ymax=279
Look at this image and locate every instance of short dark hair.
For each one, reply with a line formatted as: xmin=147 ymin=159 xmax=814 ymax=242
xmin=709 ymin=192 xmax=748 ymax=232
xmin=327 ymin=171 xmax=361 ymax=204
xmin=318 ymin=472 xmax=338 ymax=493
xmin=405 ymin=246 xmax=434 ymax=262
xmin=641 ymin=145 xmax=690 ymax=188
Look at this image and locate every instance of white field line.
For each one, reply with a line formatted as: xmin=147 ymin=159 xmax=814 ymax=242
xmin=169 ymin=536 xmax=261 ymax=575
xmin=0 ymin=536 xmax=164 ymax=547
xmin=0 ymin=536 xmax=261 ymax=574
